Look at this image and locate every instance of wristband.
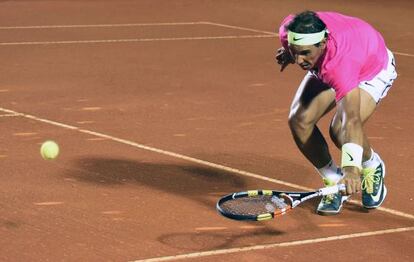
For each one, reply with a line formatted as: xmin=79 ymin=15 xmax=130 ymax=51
xmin=341 ymin=143 xmax=363 ymax=169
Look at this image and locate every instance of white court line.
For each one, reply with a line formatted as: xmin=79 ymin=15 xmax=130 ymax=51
xmin=0 ymin=20 xmax=413 ymax=59
xmin=394 ymin=51 xmax=414 ymax=58
xmin=0 ymin=107 xmax=307 ymax=191
xmin=202 ymin=21 xmax=277 ymax=35
xmin=1 ymin=107 xmax=413 ymax=221
xmin=2 ymin=107 xmax=414 ymax=260
xmin=131 ymin=227 xmax=414 ymax=262
xmin=0 ymin=34 xmax=276 ymax=46
xmin=0 ymin=113 xmax=18 ymax=117
xmin=0 ymin=22 xmax=205 ymax=30
xmin=0 ymin=21 xmax=276 ymax=36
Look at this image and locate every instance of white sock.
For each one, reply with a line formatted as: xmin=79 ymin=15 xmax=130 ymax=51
xmin=362 ymin=149 xmax=381 ymax=169
xmin=317 ymin=159 xmax=342 ymax=184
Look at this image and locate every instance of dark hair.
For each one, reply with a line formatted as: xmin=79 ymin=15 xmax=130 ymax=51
xmin=287 ymin=11 xmax=326 ymax=33
xmin=286 ymin=11 xmax=328 ymax=46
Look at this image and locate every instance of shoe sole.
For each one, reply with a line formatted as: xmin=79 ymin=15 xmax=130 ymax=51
xmin=363 ymin=156 xmax=387 ymax=209
xmin=317 ymin=196 xmax=349 ymax=216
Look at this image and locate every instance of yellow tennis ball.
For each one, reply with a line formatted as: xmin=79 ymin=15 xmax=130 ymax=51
xmin=40 ymin=140 xmax=59 ymax=160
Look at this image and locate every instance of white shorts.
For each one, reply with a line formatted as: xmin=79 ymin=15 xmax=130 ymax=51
xmin=359 ymin=49 xmax=397 ymax=104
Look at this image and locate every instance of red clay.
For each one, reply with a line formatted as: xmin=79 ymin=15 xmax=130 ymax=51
xmin=1 ymin=1 xmax=413 ymax=261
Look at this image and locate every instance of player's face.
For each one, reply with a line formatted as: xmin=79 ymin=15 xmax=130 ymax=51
xmin=289 ymin=40 xmax=326 ymax=70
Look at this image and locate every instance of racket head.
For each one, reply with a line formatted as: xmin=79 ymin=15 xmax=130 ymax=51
xmin=217 ymin=185 xmax=343 ymax=221
xmin=216 ymin=190 xmax=294 ymax=221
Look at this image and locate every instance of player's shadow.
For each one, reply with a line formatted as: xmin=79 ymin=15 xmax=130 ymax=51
xmin=64 ymin=157 xmax=249 ymax=207
xmin=63 ymin=155 xmax=318 ymax=212
xmin=64 ymin=154 xmax=366 ymax=215
xmin=63 ymin=156 xmax=309 ymax=246
xmin=63 ymin=155 xmax=363 ymax=236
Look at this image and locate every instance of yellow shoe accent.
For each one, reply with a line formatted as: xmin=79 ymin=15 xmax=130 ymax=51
xmin=361 ymin=168 xmax=381 ymax=194
xmin=321 ymin=194 xmax=334 ymax=204
xmin=323 ymin=178 xmax=336 ymax=187
xmin=321 ymin=178 xmax=336 ymax=204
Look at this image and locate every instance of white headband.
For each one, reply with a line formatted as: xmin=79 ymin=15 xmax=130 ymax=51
xmin=287 ymin=30 xmax=327 ymax=46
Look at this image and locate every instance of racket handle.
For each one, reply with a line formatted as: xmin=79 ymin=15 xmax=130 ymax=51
xmin=319 ymin=184 xmax=346 ymax=195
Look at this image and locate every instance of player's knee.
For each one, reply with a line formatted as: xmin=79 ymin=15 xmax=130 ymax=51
xmin=288 ymin=110 xmax=315 ymax=135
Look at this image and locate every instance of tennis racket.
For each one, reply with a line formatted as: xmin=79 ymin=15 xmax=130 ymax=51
xmin=216 ymin=184 xmax=346 ymax=221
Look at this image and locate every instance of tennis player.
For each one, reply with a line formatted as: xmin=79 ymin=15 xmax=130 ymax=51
xmin=276 ymin=11 xmax=397 ymax=215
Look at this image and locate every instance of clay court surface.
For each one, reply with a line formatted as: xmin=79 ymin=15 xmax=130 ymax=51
xmin=1 ymin=0 xmax=413 ymax=261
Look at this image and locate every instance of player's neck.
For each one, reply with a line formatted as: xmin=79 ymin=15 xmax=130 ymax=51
xmin=312 ymin=48 xmax=327 ymax=72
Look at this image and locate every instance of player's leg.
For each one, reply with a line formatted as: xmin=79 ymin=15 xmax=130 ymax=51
xmin=329 ymin=89 xmax=375 ymax=160
xmin=288 ymin=72 xmax=338 ymax=181
xmin=329 ymin=49 xmax=397 ymax=209
xmin=288 ymin=73 xmax=346 ymax=215
xmin=329 ymin=89 xmax=387 ymax=209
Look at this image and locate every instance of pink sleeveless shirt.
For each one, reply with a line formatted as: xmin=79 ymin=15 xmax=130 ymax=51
xmin=279 ymin=12 xmax=389 ymax=101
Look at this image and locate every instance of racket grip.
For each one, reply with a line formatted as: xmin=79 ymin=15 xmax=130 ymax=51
xmin=320 ymin=184 xmax=346 ymax=195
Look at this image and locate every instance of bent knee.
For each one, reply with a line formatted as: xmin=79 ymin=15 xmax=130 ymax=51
xmin=288 ymin=110 xmax=317 ymax=133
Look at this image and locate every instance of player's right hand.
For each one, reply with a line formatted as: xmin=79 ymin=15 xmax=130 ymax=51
xmin=340 ymin=166 xmax=362 ymax=195
xmin=275 ymin=47 xmax=294 ymax=72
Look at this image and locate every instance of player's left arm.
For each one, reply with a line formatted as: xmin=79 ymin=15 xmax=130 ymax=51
xmin=337 ymin=87 xmax=364 ymax=195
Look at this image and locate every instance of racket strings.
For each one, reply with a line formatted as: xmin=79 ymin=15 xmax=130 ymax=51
xmin=219 ymin=195 xmax=290 ymax=216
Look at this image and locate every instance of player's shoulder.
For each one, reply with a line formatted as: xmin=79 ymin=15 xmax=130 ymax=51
xmin=317 ymin=11 xmax=372 ymax=29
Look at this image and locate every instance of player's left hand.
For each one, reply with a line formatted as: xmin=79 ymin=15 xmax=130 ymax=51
xmin=340 ymin=166 xmax=361 ymax=195
xmin=275 ymin=47 xmax=295 ymax=72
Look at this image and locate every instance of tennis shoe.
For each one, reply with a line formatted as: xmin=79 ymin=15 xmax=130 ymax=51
xmin=316 ymin=179 xmax=348 ymax=216
xmin=361 ymin=156 xmax=387 ymax=209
